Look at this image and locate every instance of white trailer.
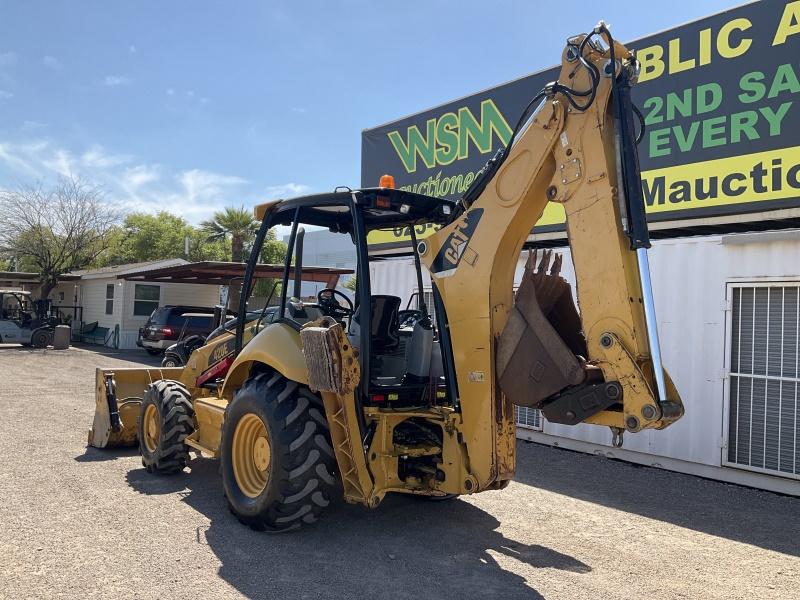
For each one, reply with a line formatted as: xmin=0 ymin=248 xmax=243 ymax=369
xmin=371 ymin=229 xmax=800 ymax=495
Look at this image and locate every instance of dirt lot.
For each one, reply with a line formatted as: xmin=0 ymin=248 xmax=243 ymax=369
xmin=0 ymin=344 xmax=798 ymax=600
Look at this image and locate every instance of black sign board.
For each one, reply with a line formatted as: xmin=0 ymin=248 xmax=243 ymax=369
xmin=362 ymin=0 xmax=800 ymax=247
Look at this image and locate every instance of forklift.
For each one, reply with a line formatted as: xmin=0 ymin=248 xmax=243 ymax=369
xmin=0 ymin=289 xmax=56 ymax=347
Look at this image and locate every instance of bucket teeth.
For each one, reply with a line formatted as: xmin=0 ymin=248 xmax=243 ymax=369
xmin=529 ymin=249 xmax=563 ymax=279
xmin=524 ymin=249 xmax=588 ymax=359
xmin=551 ymin=253 xmax=562 ymax=276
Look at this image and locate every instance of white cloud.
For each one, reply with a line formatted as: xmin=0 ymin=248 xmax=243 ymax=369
xmin=122 ymin=164 xmax=160 ymax=189
xmin=291 ymin=107 xmax=306 ymax=114
xmin=0 ymin=90 xmax=12 ymax=99
xmin=42 ymin=148 xmax=74 ymax=177
xmin=103 ymin=75 xmax=132 ymax=86
xmin=42 ymin=55 xmax=62 ymax=70
xmin=179 ymin=169 xmax=247 ymax=204
xmin=263 ymin=183 xmax=311 ymax=199
xmin=165 ymin=88 xmax=209 ymax=106
xmin=0 ymin=137 xmax=267 ymax=222
xmin=0 ymin=52 xmax=17 ymax=67
xmin=0 ymin=141 xmax=40 ymax=175
xmin=80 ymin=145 xmax=133 ymax=168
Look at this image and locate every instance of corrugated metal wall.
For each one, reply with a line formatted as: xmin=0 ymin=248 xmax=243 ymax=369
xmin=370 ymin=231 xmax=800 ymax=492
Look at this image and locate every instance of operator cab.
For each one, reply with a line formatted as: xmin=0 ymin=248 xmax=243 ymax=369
xmin=242 ymin=186 xmax=456 ymax=410
xmin=0 ymin=290 xmax=34 ymax=325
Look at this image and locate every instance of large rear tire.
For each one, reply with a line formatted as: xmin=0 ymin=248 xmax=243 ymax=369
xmin=221 ymin=371 xmax=336 ymax=532
xmin=139 ymin=380 xmax=194 ymax=474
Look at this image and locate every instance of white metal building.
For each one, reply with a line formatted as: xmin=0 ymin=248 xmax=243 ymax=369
xmin=0 ymin=260 xmax=221 ymax=349
xmin=70 ymin=259 xmax=220 ymax=349
xmin=370 ymin=229 xmax=800 ymax=495
xmin=283 ymin=229 xmax=357 ymax=298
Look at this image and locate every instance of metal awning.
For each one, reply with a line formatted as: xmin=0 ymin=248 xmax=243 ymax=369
xmin=118 ymin=261 xmax=352 ymax=288
xmin=0 ymin=271 xmax=81 ymax=282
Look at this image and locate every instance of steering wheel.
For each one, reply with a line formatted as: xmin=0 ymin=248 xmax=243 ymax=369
xmin=317 ymin=288 xmax=354 ymax=319
xmin=398 ymin=309 xmax=423 ymax=329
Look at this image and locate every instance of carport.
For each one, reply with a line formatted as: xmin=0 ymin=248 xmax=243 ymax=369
xmin=119 ymin=261 xmax=351 ymax=289
xmin=90 ymin=262 xmax=353 ymax=349
xmin=118 ymin=261 xmax=353 ymax=310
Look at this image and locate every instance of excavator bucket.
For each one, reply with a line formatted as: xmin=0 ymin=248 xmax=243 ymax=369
xmin=88 ymin=366 xmax=184 ymax=448
xmin=497 ymin=250 xmax=597 ymax=409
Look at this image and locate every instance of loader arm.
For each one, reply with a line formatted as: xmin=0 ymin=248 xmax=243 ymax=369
xmin=419 ymin=25 xmax=684 ymax=489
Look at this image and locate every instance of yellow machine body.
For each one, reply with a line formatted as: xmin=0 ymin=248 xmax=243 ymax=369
xmin=88 ymin=320 xmax=260 ymax=449
xmin=89 ymin=29 xmax=684 ymax=516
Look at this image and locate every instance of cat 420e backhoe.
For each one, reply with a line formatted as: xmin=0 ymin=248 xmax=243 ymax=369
xmin=88 ymin=23 xmax=684 ymax=531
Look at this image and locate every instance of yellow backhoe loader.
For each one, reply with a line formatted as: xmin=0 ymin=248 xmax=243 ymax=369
xmin=89 ymin=23 xmax=684 ymax=531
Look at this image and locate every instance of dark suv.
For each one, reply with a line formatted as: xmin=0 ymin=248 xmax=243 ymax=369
xmin=138 ymin=305 xmax=216 ymax=355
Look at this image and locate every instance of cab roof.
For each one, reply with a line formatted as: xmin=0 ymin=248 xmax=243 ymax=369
xmin=255 ymin=188 xmax=455 ymax=232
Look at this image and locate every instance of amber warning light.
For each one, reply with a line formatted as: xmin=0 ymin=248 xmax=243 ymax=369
xmin=379 ymin=174 xmax=395 ymax=189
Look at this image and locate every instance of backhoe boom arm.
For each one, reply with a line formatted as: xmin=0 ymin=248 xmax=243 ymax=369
xmin=419 ymin=25 xmax=684 ymax=490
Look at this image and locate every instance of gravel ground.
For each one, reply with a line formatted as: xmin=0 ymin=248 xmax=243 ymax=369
xmin=0 ymin=343 xmax=798 ymax=600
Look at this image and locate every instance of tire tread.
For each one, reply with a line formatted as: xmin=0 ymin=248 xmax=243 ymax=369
xmin=139 ymin=380 xmax=194 ymax=474
xmin=223 ymin=372 xmax=336 ymax=532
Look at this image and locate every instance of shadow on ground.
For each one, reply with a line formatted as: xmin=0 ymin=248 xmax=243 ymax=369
xmin=0 ymin=343 xmax=163 ymax=366
xmin=125 ymin=457 xmax=588 ymax=600
xmin=70 ymin=343 xmax=164 ymax=366
xmin=112 ymin=437 xmax=800 ymax=599
xmin=514 ymin=440 xmax=800 ymax=557
xmin=75 ymin=445 xmax=140 ymax=463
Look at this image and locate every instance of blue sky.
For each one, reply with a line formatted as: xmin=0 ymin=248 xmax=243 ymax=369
xmin=0 ymin=0 xmax=737 ymax=223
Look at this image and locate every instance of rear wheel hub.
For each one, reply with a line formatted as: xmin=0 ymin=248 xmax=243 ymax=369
xmin=232 ymin=413 xmax=271 ymax=498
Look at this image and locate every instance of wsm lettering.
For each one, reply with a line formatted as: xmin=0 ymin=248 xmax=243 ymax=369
xmin=387 ymin=99 xmax=512 ymax=173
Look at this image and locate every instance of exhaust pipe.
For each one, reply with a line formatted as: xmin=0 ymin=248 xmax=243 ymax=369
xmin=293 ymin=227 xmax=305 ymax=299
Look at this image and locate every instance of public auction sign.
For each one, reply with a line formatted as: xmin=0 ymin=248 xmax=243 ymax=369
xmin=361 ymin=0 xmax=800 ymax=247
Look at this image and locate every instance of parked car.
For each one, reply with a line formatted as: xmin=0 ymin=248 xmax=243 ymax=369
xmin=138 ymin=306 xmax=216 ymax=355
xmin=161 ymin=307 xmax=279 ymax=367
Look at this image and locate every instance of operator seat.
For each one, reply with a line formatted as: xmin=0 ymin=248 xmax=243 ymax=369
xmin=351 ymin=295 xmax=401 ymax=353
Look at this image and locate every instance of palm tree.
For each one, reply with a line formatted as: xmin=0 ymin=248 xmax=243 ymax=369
xmin=200 ymin=206 xmax=259 ymax=262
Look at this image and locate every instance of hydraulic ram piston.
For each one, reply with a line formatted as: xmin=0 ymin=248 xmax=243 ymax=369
xmin=635 ymin=248 xmax=667 ymax=404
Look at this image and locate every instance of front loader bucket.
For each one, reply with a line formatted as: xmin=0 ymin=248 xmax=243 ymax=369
xmin=88 ymin=367 xmax=184 ymax=448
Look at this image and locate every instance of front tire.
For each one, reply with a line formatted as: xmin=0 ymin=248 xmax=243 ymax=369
xmin=161 ymin=353 xmax=182 ymax=368
xmin=30 ymin=328 xmax=52 ymax=348
xmin=139 ymin=380 xmax=195 ymax=474
xmin=221 ymin=371 xmax=336 ymax=532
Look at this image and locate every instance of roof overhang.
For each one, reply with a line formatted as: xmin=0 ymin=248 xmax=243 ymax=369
xmin=0 ymin=271 xmax=80 ymax=282
xmin=118 ymin=261 xmax=352 ymax=288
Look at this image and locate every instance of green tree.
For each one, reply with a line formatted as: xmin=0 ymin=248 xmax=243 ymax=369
xmin=201 ymin=206 xmax=259 ymax=262
xmin=259 ymin=228 xmax=288 ymax=264
xmin=100 ymin=212 xmax=228 ymax=266
xmin=343 ymin=275 xmax=357 ymax=292
xmin=186 ymin=228 xmax=229 ymax=262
